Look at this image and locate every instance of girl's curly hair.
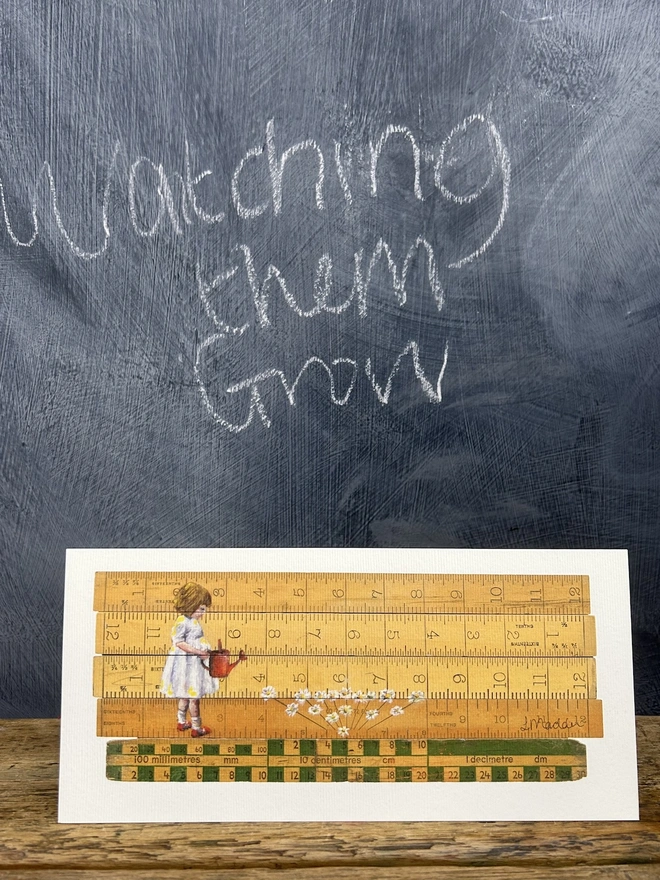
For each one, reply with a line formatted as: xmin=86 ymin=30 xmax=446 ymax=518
xmin=174 ymin=581 xmax=212 ymax=616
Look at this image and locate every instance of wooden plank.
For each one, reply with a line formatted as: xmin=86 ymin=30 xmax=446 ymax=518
xmin=0 ymin=718 xmax=658 ymax=874
xmin=1 ymin=866 xmax=660 ymax=879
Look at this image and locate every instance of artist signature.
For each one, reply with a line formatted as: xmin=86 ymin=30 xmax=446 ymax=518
xmin=519 ymin=714 xmax=587 ymax=733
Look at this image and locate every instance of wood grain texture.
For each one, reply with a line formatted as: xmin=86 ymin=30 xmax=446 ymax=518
xmin=3 ymin=868 xmax=660 ymax=880
xmin=0 ymin=718 xmax=658 ymax=878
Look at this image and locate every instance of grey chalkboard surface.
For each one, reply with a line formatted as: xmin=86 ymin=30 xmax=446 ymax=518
xmin=1 ymin=0 xmax=658 ymax=717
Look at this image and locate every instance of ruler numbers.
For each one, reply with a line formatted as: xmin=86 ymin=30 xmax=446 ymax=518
xmin=96 ymin=611 xmax=595 ymax=658
xmin=94 ymin=572 xmax=600 ymax=740
xmin=94 ymin=572 xmax=590 ymax=614
xmin=93 ymin=654 xmax=597 ymax=700
xmin=106 ymin=737 xmax=588 ymax=783
xmin=97 ymin=696 xmax=603 ymax=739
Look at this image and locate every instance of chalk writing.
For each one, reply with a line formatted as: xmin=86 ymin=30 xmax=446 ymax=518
xmin=1 ymin=109 xmax=510 ymax=431
xmin=0 ymin=141 xmax=121 ymax=259
xmin=366 ymin=340 xmax=450 ymax=405
xmin=370 ymin=125 xmax=423 ymax=200
xmin=194 ymin=336 xmax=449 ymax=434
xmin=440 ymin=114 xmax=511 ymax=269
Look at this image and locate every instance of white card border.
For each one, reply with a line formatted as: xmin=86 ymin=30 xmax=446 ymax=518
xmin=59 ymin=548 xmax=638 ymax=822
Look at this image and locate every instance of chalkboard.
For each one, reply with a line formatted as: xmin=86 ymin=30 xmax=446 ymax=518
xmin=1 ymin=0 xmax=658 ymax=717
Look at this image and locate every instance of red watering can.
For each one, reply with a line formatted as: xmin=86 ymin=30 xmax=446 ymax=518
xmin=202 ymin=640 xmax=247 ymax=678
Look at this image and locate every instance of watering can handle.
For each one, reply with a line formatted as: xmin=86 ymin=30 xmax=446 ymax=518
xmin=201 ymin=638 xmax=224 ymax=669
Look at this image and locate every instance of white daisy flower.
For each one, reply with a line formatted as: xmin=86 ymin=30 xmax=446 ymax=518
xmin=365 ymin=691 xmax=377 ymax=700
xmin=326 ymin=712 xmax=340 ymax=724
xmin=390 ymin=705 xmax=405 ymax=716
xmin=408 ymin=690 xmax=425 ymax=703
xmin=308 ymin=704 xmax=322 ymax=715
xmin=338 ymin=704 xmax=353 ymax=716
xmin=328 ymin=690 xmax=341 ymax=700
xmin=285 ymin=702 xmax=299 ymax=716
xmin=261 ymin=686 xmax=277 ymax=700
xmin=352 ymin=690 xmax=369 ymax=703
xmin=365 ymin=709 xmax=379 ymax=720
xmin=339 ymin=687 xmax=352 ymax=699
xmin=380 ymin=688 xmax=396 ymax=703
xmin=295 ymin=689 xmax=312 ymax=703
xmin=314 ymin=690 xmax=328 ymax=700
xmin=337 ymin=726 xmax=350 ymax=737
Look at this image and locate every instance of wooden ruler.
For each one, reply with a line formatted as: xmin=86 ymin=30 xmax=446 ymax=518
xmin=105 ymin=737 xmax=587 ymax=783
xmin=94 ymin=571 xmax=600 ymax=741
xmin=94 ymin=572 xmax=591 ymax=614
xmin=97 ymin=697 xmax=603 ymax=739
xmin=96 ymin=611 xmax=597 ymax=658
xmin=94 ymin=655 xmax=597 ymax=700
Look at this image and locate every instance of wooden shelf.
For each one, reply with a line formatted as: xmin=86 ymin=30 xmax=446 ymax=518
xmin=0 ymin=717 xmax=658 ymax=878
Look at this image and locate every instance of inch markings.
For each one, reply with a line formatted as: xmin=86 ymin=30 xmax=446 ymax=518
xmin=96 ymin=611 xmax=596 ymax=659
xmin=96 ymin=696 xmax=603 ymax=740
xmin=93 ymin=572 xmax=591 ymax=614
xmin=93 ymin=654 xmax=597 ymax=701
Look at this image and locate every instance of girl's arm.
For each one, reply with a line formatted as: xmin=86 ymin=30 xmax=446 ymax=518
xmin=175 ymin=641 xmax=209 ymax=657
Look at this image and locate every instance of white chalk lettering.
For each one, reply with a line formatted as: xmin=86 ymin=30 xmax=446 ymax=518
xmin=236 ymin=244 xmax=357 ymax=326
xmin=196 ymin=262 xmax=249 ymax=337
xmin=231 ymin=235 xmax=443 ymax=328
xmin=195 ymin=335 xmax=449 ymax=433
xmin=0 ymin=107 xmax=511 ymax=431
xmin=227 ymin=356 xmax=358 ymax=407
xmin=185 ymin=139 xmax=225 ymax=224
xmin=167 ymin=172 xmax=194 ymax=226
xmin=313 ymin=254 xmax=354 ymax=315
xmin=333 ymin=140 xmax=354 ymax=205
xmin=435 ymin=114 xmax=496 ymax=205
xmin=370 ymin=125 xmax=423 ymax=200
xmin=366 ymin=340 xmax=449 ymax=404
xmin=231 ymin=145 xmax=269 ymax=220
xmin=355 ymin=237 xmax=443 ymax=317
xmin=0 ymin=140 xmax=120 ymax=259
xmin=237 ymin=244 xmax=320 ymax=326
xmin=438 ymin=114 xmax=511 ymax=269
xmin=267 ymin=118 xmax=325 ymax=215
xmin=194 ymin=333 xmax=267 ymax=433
xmin=128 ymin=157 xmax=166 ymax=237
xmin=129 ymin=156 xmax=195 ymax=237
xmin=158 ymin=165 xmax=184 ymax=236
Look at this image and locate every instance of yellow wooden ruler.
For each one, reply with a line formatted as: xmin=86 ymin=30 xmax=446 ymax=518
xmin=105 ymin=737 xmax=588 ymax=783
xmin=97 ymin=696 xmax=603 ymax=739
xmin=94 ymin=572 xmax=591 ymax=614
xmin=94 ymin=655 xmax=597 ymax=700
xmin=96 ymin=611 xmax=596 ymax=658
xmin=94 ymin=571 xmax=600 ymax=742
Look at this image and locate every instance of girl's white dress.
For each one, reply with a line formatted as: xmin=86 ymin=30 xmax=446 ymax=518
xmin=160 ymin=615 xmax=219 ymax=699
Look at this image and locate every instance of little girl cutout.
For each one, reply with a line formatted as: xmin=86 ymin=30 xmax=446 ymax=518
xmin=161 ymin=581 xmax=217 ymax=737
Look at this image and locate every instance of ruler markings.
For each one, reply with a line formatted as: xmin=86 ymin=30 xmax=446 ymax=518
xmin=94 ymin=572 xmax=591 ymax=614
xmin=93 ymin=573 xmax=599 ymax=748
xmin=96 ymin=611 xmax=597 ymax=658
xmin=97 ymin=697 xmax=603 ymax=739
xmin=93 ymin=655 xmax=597 ymax=700
xmin=105 ymin=737 xmax=587 ymax=783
